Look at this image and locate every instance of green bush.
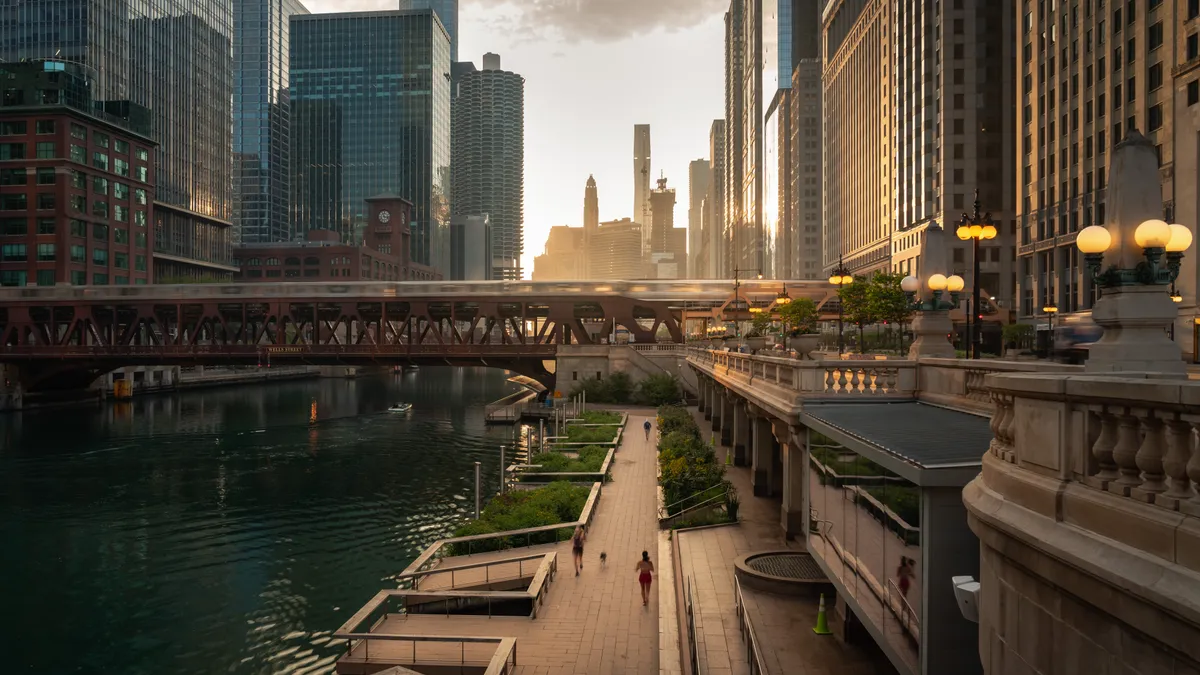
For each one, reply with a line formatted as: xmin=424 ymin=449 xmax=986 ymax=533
xmin=529 ymin=446 xmax=609 ymax=473
xmin=657 ymin=405 xmax=700 ymax=441
xmin=448 ymin=481 xmax=591 ymax=554
xmin=655 ymin=404 xmax=725 ymax=511
xmin=570 ymin=372 xmax=633 ymax=403
xmin=564 ymin=425 xmax=619 ymax=444
xmin=863 ymin=485 xmax=920 ymax=526
xmin=671 ymin=510 xmax=734 ymax=530
xmin=580 ymin=410 xmax=622 ymax=424
xmin=636 ymin=372 xmax=682 ymax=406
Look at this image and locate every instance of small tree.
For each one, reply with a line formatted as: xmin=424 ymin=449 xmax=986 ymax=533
xmin=745 ymin=313 xmax=773 ymax=338
xmin=777 ymin=298 xmax=819 ymax=336
xmin=869 ymin=272 xmax=913 ymax=351
xmin=636 ymin=372 xmax=682 ymax=406
xmin=839 ymin=276 xmax=875 ymax=352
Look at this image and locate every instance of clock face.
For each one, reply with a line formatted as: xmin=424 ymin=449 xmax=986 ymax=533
xmin=378 ymin=210 xmax=391 ymax=224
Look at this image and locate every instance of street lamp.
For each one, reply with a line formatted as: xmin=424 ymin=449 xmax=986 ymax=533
xmin=956 ymin=190 xmax=998 ymax=359
xmin=732 ymin=267 xmax=762 ymax=338
xmin=828 ymin=256 xmax=854 ymax=353
xmin=1042 ymin=302 xmax=1058 ymax=358
xmin=902 ymin=272 xmax=965 ymax=312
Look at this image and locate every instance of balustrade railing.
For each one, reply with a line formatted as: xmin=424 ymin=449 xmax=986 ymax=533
xmin=687 ymin=347 xmax=916 ymax=398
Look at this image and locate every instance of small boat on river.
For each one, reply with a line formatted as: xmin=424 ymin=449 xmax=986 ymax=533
xmin=388 ymin=402 xmax=413 ymax=413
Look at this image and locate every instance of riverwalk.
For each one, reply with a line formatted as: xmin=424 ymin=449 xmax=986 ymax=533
xmin=336 ymin=410 xmax=662 ymax=674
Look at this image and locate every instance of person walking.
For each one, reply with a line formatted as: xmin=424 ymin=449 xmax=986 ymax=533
xmin=635 ymin=551 xmax=655 ymax=606
xmin=643 ymin=419 xmax=652 ymax=441
xmin=572 ymin=525 xmax=587 ymax=576
xmin=896 ymin=556 xmax=915 ymax=599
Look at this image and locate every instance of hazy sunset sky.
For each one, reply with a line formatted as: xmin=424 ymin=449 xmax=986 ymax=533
xmin=305 ymin=0 xmax=727 ymax=276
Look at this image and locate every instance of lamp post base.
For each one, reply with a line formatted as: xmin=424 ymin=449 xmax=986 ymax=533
xmin=1086 ymin=285 xmax=1186 ymax=376
xmin=907 ymin=310 xmax=955 ymax=359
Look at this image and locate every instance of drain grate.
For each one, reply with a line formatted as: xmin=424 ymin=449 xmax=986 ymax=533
xmin=746 ymin=553 xmax=825 ymax=580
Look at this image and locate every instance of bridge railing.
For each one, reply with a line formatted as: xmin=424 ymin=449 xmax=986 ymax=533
xmin=689 ymin=347 xmax=917 ymax=398
xmin=1 ymin=343 xmax=559 ymax=358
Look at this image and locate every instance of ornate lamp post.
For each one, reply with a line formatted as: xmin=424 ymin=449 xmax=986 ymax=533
xmin=956 ymin=190 xmax=998 ymax=359
xmin=732 ymin=267 xmax=762 ymax=339
xmin=828 ymin=257 xmax=853 ymax=353
xmin=1073 ymin=131 xmax=1193 ymax=374
xmin=900 ymin=221 xmax=960 ymax=358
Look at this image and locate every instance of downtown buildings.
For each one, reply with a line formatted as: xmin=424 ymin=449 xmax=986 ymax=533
xmin=0 ymin=0 xmax=236 ymax=282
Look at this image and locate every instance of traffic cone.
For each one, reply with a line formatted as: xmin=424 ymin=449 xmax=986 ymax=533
xmin=813 ymin=593 xmax=833 ymax=635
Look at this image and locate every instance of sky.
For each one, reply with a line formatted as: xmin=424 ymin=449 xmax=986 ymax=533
xmin=304 ymin=0 xmax=728 ymax=277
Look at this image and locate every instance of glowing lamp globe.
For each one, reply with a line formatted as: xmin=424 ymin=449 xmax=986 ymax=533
xmin=982 ymin=224 xmax=998 ymax=240
xmin=1167 ymin=224 xmax=1193 ymax=253
xmin=1135 ymin=219 xmax=1171 ymax=249
xmin=1075 ymin=225 xmax=1112 ymax=254
xmin=946 ymin=275 xmax=965 ymax=292
xmin=956 ymin=225 xmax=971 ymax=240
xmin=927 ymin=274 xmax=948 ymax=291
xmin=900 ymin=275 xmax=920 ymax=293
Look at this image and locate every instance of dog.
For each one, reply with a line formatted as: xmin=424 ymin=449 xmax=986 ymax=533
xmin=599 ymin=552 xmax=607 ymax=567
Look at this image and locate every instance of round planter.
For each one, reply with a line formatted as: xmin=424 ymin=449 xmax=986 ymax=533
xmin=786 ymin=334 xmax=821 ymax=360
xmin=744 ymin=336 xmax=768 ymax=352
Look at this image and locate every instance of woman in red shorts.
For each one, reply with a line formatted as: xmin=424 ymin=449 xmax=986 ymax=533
xmin=635 ymin=550 xmax=655 ymax=606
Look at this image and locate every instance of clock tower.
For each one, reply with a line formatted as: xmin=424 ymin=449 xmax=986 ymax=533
xmin=365 ymin=194 xmax=414 ymax=269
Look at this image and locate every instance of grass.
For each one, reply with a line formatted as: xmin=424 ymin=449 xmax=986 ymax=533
xmin=862 ymin=485 xmax=920 ymax=526
xmin=448 ymin=481 xmax=592 ymax=554
xmin=579 ymin=410 xmax=622 ymax=425
xmin=671 ymin=510 xmax=734 ymax=530
xmin=564 ymin=425 xmax=620 ymax=444
xmin=528 ymin=446 xmax=609 ymax=473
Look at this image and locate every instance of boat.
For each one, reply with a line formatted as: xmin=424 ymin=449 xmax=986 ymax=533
xmin=388 ymin=402 xmax=413 ymax=413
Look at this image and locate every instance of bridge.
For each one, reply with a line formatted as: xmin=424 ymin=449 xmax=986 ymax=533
xmin=0 ymin=280 xmax=837 ymax=392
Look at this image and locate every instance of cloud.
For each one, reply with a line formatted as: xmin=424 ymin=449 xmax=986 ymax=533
xmin=468 ymin=0 xmax=728 ymax=42
xmin=304 ymin=0 xmax=396 ymax=13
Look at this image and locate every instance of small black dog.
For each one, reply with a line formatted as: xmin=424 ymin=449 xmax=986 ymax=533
xmin=599 ymin=552 xmax=607 ymax=567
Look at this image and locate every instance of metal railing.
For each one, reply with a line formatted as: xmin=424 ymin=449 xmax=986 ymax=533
xmin=685 ymin=577 xmax=701 ymax=675
xmin=394 ymin=552 xmax=551 ymax=591
xmin=886 ymin=578 xmax=921 ymax=641
xmin=661 ymin=483 xmax=727 ymax=517
xmin=733 ymin=575 xmax=767 ymax=675
xmin=335 ymin=633 xmax=516 ymax=674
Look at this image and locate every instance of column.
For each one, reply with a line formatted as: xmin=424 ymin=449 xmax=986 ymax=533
xmin=751 ymin=415 xmax=775 ymax=497
xmin=710 ymin=388 xmax=723 ymax=431
xmin=732 ymin=401 xmax=749 ymax=466
xmin=697 ymin=379 xmax=707 ymax=414
xmin=771 ymin=436 xmax=784 ymax=495
xmin=780 ymin=434 xmax=806 ymax=539
xmin=720 ymin=392 xmax=734 ymax=446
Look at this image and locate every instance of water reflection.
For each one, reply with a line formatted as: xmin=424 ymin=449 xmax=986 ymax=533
xmin=808 ymin=430 xmax=921 ymax=670
xmin=0 ymin=367 xmax=523 ymax=675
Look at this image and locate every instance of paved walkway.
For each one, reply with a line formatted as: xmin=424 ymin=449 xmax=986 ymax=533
xmin=673 ymin=408 xmax=894 ymax=675
xmin=342 ymin=409 xmax=662 ymax=674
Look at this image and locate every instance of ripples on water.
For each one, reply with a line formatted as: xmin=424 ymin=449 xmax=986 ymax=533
xmin=0 ymin=367 xmax=524 ymax=675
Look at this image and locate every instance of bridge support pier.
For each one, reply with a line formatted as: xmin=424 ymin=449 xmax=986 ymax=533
xmin=709 ymin=388 xmax=722 ymax=430
xmin=751 ymin=415 xmax=775 ymax=497
xmin=732 ymin=401 xmax=749 ymax=466
xmin=697 ymin=379 xmax=707 ymax=415
xmin=719 ymin=393 xmax=733 ymax=447
xmin=780 ymin=436 xmax=806 ymax=539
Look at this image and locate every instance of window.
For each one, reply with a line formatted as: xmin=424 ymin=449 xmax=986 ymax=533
xmin=285 ymin=256 xmax=301 ymax=266
xmin=34 ymin=218 xmax=53 ymax=235
xmin=114 ymin=227 xmax=128 ymax=244
xmin=70 ymin=244 xmax=84 ymax=263
xmin=114 ymin=140 xmax=128 ymax=154
xmin=70 ymin=124 xmax=86 ymax=140
xmin=70 ymin=195 xmax=85 ymax=212
xmin=36 ymin=167 xmax=55 ymax=185
xmin=2 ymin=243 xmax=27 ymax=261
xmin=1190 ymin=34 xmax=1199 ymax=60
xmin=0 ymin=121 xmax=26 ymax=135
xmin=1 ymin=142 xmax=26 ymax=159
xmin=1149 ymin=104 xmax=1163 ymax=130
xmin=71 ymin=171 xmax=85 ymax=189
xmin=92 ymin=248 xmax=107 ymax=265
xmin=0 ymin=270 xmax=26 ymax=287
xmin=1 ymin=194 xmax=26 ymax=210
xmin=1128 ymin=76 xmax=1136 ymax=101
xmin=36 ymin=243 xmax=54 ymax=261
xmin=135 ymin=254 xmax=147 ymax=271
xmin=115 ymin=275 xmax=128 ymax=285
xmin=1149 ymin=62 xmax=1163 ymax=90
xmin=135 ymin=231 xmax=146 ymax=248
xmin=35 ymin=120 xmax=54 ymax=135
xmin=113 ymin=182 xmax=128 ymax=200
xmin=114 ymin=252 xmax=127 ymax=269
xmin=133 ymin=188 xmax=147 ymax=205
xmin=94 ymin=132 xmax=109 ymax=149
xmin=1190 ymin=80 xmax=1200 ymax=106
xmin=92 ymin=273 xmax=107 ymax=285
xmin=70 ymin=219 xmax=86 ymax=237
xmin=114 ymin=205 xmax=128 ymax=222
xmin=35 ymin=142 xmax=55 ymax=159
xmin=0 ymin=217 xmax=25 ymax=235
xmin=70 ymin=144 xmax=85 ymax=163
xmin=92 ymin=201 xmax=108 ymax=218
xmin=36 ymin=193 xmax=54 ymax=210
xmin=133 ymin=210 xmax=146 ymax=226
xmin=70 ymin=270 xmax=85 ymax=285
xmin=1128 ymin=37 xmax=1136 ymax=64
xmin=0 ymin=168 xmax=25 ymax=185
xmin=92 ymin=152 xmax=108 ymax=171
xmin=135 ymin=147 xmax=149 ymax=161
xmin=93 ymin=223 xmax=108 ymax=241
xmin=134 ymin=166 xmax=147 ymax=182
xmin=36 ymin=270 xmax=54 ymax=287
xmin=113 ymin=158 xmax=129 ymax=177
xmin=1148 ymin=22 xmax=1163 ymax=50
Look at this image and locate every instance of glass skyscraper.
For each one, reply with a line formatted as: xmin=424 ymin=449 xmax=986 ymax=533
xmin=290 ymin=10 xmax=452 ymax=272
xmin=0 ymin=0 xmax=236 ymax=281
xmin=234 ymin=0 xmax=309 ymax=244
xmin=397 ymin=0 xmax=458 ymax=62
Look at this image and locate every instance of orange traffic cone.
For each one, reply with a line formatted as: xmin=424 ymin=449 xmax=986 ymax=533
xmin=813 ymin=593 xmax=832 ymax=635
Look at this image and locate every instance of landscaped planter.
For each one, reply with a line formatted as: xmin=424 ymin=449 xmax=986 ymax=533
xmin=786 ymin=334 xmax=821 ymax=359
xmin=744 ymin=336 xmax=768 ymax=352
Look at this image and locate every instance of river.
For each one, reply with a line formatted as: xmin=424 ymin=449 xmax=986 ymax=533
xmin=0 ymin=367 xmax=525 ymax=674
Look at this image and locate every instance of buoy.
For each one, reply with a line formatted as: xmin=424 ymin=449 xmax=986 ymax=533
xmin=813 ymin=593 xmax=832 ymax=635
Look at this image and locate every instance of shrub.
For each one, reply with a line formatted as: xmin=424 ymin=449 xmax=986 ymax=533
xmin=570 ymin=372 xmax=633 ymax=403
xmin=529 ymin=446 xmax=609 ymax=473
xmin=657 ymin=405 xmax=700 ymax=441
xmin=636 ymin=372 xmax=682 ymax=406
xmin=448 ymin=481 xmax=591 ymax=554
xmin=655 ymin=405 xmax=725 ymax=511
xmin=580 ymin=410 xmax=622 ymax=424
xmin=564 ymin=425 xmax=619 ymax=444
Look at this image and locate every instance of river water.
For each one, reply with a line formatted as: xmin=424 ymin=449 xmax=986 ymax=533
xmin=0 ymin=367 xmax=524 ymax=675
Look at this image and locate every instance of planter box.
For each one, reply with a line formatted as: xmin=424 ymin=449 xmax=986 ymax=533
xmin=786 ymin=334 xmax=821 ymax=359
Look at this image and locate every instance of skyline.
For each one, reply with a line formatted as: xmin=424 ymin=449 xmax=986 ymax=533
xmin=305 ymin=0 xmax=726 ymax=277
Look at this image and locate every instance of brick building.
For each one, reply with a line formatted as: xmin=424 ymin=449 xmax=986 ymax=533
xmin=232 ymin=195 xmax=440 ymax=282
xmin=0 ymin=60 xmax=156 ymax=286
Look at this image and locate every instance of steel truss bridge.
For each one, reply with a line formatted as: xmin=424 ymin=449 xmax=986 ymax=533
xmin=0 ymin=280 xmax=838 ymax=391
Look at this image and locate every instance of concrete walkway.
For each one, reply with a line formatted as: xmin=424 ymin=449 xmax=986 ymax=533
xmin=344 ymin=409 xmax=662 ymax=674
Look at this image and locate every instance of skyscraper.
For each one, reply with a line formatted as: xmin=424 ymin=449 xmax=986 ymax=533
xmin=451 ymin=52 xmax=524 ymax=280
xmin=584 ymin=175 xmax=599 ymax=232
xmin=234 ymin=0 xmax=309 ymax=245
xmin=724 ymin=1 xmax=746 ymax=277
xmin=707 ymin=119 xmax=728 ymax=278
xmin=290 ymin=9 xmax=451 ymax=275
xmin=633 ymin=124 xmax=652 ymax=249
xmin=0 ymin=0 xmax=236 ymax=281
xmin=396 ymin=0 xmax=458 ymax=62
xmin=688 ymin=159 xmax=711 ymax=278
xmin=649 ymin=176 xmax=686 ymax=279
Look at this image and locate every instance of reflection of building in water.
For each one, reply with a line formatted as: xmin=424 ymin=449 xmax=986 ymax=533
xmin=803 ymin=404 xmax=984 ymax=675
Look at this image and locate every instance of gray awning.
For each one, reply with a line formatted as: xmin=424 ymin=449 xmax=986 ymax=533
xmin=800 ymin=401 xmax=988 ymax=486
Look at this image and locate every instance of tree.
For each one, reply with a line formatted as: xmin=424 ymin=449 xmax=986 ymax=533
xmin=636 ymin=372 xmax=682 ymax=406
xmin=777 ymin=298 xmax=819 ymax=336
xmin=869 ymin=272 xmax=913 ymax=351
xmin=746 ymin=313 xmax=773 ymax=337
xmin=839 ymin=276 xmax=875 ymax=352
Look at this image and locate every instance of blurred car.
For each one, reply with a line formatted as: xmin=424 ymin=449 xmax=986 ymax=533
xmin=1052 ymin=312 xmax=1103 ymax=364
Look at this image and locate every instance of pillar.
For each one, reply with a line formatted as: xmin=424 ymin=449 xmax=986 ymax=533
xmin=751 ymin=415 xmax=775 ymax=497
xmin=697 ymin=379 xmax=707 ymax=414
xmin=732 ymin=401 xmax=749 ymax=466
xmin=780 ymin=433 xmax=806 ymax=539
xmin=719 ymin=392 xmax=734 ymax=446
xmin=710 ymin=388 xmax=722 ymax=430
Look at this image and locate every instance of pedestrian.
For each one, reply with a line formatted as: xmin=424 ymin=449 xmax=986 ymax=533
xmin=635 ymin=550 xmax=655 ymax=606
xmin=572 ymin=525 xmax=586 ymax=576
xmin=896 ymin=556 xmax=914 ymax=598
xmin=643 ymin=419 xmax=652 ymax=441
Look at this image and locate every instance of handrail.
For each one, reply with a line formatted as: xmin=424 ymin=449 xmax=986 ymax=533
xmin=663 ymin=483 xmax=727 ymax=514
xmin=733 ymin=575 xmax=768 ymax=675
xmin=685 ymin=577 xmax=701 ymax=675
xmin=395 ymin=551 xmax=550 ymax=590
xmin=659 ymin=492 xmax=728 ymax=527
xmin=483 ymin=637 xmax=519 ymax=675
xmin=886 ymin=578 xmax=921 ymax=639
